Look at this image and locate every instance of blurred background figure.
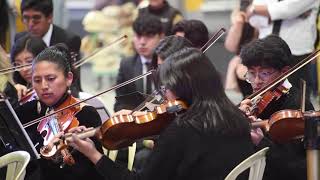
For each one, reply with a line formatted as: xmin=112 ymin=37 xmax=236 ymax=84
xmin=172 ymin=19 xmax=209 ymax=49
xmin=0 ymin=0 xmax=25 ymax=52
xmin=139 ymin=0 xmax=183 ymax=35
xmin=246 ymin=0 xmax=320 ymax=98
xmin=81 ymin=3 xmax=137 ymax=91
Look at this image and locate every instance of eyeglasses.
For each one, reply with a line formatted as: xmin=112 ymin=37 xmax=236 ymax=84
xmin=244 ymin=70 xmax=277 ymax=83
xmin=22 ymin=15 xmax=43 ymax=24
xmin=12 ymin=59 xmax=33 ymax=68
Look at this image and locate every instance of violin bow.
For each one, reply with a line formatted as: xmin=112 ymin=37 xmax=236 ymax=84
xmin=300 ymin=79 xmax=306 ymax=113
xmin=23 ymin=70 xmax=156 ymax=128
xmin=0 ymin=35 xmax=128 ymax=75
xmin=200 ymin=28 xmax=226 ymax=53
xmin=73 ymin=35 xmax=127 ymax=68
xmin=246 ymin=49 xmax=320 ymax=103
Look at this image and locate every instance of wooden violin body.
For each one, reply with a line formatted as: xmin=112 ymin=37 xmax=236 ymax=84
xmin=268 ymin=109 xmax=304 ymax=143
xmin=252 ymin=85 xmax=289 ymax=116
xmin=65 ymin=100 xmax=188 ymax=150
xmin=38 ymin=96 xmax=81 ymax=166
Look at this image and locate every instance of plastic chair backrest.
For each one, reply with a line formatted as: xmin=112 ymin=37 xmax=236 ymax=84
xmin=225 ymin=147 xmax=269 ymax=180
xmin=79 ymin=92 xmax=110 ymax=122
xmin=0 ymin=151 xmax=30 ymax=180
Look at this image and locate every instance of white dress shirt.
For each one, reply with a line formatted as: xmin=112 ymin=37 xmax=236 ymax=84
xmin=249 ymin=0 xmax=320 ymax=56
xmin=42 ymin=24 xmax=53 ymax=47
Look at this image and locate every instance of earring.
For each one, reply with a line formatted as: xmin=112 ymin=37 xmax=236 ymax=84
xmin=37 ymin=100 xmax=41 ymax=114
xmin=67 ymin=86 xmax=71 ymax=94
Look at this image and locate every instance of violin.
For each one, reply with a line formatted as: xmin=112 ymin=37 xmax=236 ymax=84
xmin=250 ymin=84 xmax=289 ymax=116
xmin=58 ymin=100 xmax=188 ymax=151
xmin=38 ymin=95 xmax=82 ymax=166
xmin=19 ymin=70 xmax=155 ymax=167
xmin=19 ymin=89 xmax=37 ymax=105
xmin=244 ymin=49 xmax=320 ymax=116
xmin=251 ymin=109 xmax=304 ymax=143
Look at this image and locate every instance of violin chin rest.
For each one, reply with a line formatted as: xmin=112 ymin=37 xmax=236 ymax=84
xmin=40 ymin=145 xmax=57 ymax=158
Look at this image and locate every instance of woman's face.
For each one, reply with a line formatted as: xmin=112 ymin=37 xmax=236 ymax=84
xmin=14 ymin=50 xmax=33 ymax=83
xmin=32 ymin=61 xmax=73 ymax=106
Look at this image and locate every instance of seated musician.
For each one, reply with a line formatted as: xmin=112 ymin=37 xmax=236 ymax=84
xmin=132 ymin=35 xmax=193 ymax=172
xmin=15 ymin=44 xmax=104 ymax=180
xmin=10 ymin=35 xmax=47 ymax=101
xmin=67 ymin=47 xmax=255 ymax=180
xmin=239 ymin=35 xmax=314 ymax=180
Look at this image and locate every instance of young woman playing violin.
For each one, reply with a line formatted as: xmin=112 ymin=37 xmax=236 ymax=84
xmin=10 ymin=35 xmax=47 ymax=103
xmin=67 ymin=47 xmax=254 ymax=180
xmin=15 ymin=44 xmax=104 ymax=180
xmin=239 ymin=35 xmax=314 ymax=180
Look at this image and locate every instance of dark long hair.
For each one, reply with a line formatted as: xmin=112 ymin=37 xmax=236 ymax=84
xmin=33 ymin=43 xmax=74 ymax=77
xmin=151 ymin=35 xmax=193 ymax=68
xmin=11 ymin=35 xmax=47 ymax=85
xmin=157 ymin=48 xmax=250 ymax=135
xmin=240 ymin=35 xmax=292 ymax=70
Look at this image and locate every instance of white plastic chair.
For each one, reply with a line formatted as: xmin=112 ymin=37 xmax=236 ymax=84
xmin=79 ymin=92 xmax=110 ymax=122
xmin=0 ymin=151 xmax=31 ymax=180
xmin=225 ymin=147 xmax=269 ymax=180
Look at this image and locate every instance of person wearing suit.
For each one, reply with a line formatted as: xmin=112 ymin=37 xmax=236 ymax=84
xmin=114 ymin=15 xmax=164 ymax=112
xmin=113 ymin=14 xmax=164 ymax=171
xmin=15 ymin=0 xmax=82 ymax=97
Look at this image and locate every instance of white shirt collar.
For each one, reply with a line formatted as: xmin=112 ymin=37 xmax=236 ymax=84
xmin=140 ymin=55 xmax=151 ymax=64
xmin=282 ymin=79 xmax=292 ymax=90
xmin=42 ymin=24 xmax=53 ymax=47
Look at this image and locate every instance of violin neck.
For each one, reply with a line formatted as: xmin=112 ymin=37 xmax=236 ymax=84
xmin=64 ymin=127 xmax=99 ymax=142
xmin=251 ymin=120 xmax=269 ymax=132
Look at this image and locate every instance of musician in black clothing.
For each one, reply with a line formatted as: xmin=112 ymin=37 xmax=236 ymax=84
xmin=239 ymin=35 xmax=314 ymax=180
xmin=15 ymin=44 xmax=103 ymax=180
xmin=67 ymin=48 xmax=254 ymax=180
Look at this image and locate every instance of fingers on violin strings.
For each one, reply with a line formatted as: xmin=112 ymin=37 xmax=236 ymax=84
xmin=68 ymin=126 xmax=87 ymax=133
xmin=132 ymin=111 xmax=148 ymax=116
xmin=113 ymin=109 xmax=133 ymax=117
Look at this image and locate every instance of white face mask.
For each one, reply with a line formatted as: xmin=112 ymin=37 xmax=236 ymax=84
xmin=249 ymin=15 xmax=269 ymax=29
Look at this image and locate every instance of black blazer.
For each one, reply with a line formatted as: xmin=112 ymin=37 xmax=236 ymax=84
xmin=114 ymin=54 xmax=145 ymax=111
xmin=15 ymin=24 xmax=81 ymax=53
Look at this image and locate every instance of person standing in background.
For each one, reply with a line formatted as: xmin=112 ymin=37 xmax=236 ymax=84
xmin=246 ymin=0 xmax=320 ymax=97
xmin=224 ymin=0 xmax=256 ymax=98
